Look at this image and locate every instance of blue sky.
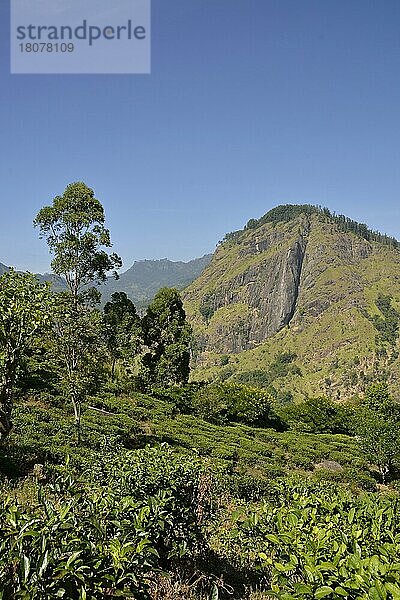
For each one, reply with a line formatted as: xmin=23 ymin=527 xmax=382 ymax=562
xmin=1 ymin=0 xmax=400 ymax=272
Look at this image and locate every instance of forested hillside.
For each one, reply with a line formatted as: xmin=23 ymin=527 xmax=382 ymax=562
xmin=0 ymin=256 xmax=212 ymax=309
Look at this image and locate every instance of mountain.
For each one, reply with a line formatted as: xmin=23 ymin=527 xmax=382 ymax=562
xmin=101 ymin=255 xmax=212 ymax=307
xmin=0 ymin=256 xmax=212 ymax=309
xmin=0 ymin=264 xmax=66 ymax=290
xmin=184 ymin=205 xmax=400 ymax=400
xmin=35 ymin=273 xmax=67 ymax=291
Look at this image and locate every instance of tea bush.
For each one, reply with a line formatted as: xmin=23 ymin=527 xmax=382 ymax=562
xmin=215 ymin=481 xmax=400 ymax=599
xmin=0 ymin=445 xmax=213 ymax=599
xmin=277 ymin=397 xmax=354 ymax=434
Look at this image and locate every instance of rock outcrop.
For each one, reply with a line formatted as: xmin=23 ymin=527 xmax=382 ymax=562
xmin=183 ymin=206 xmax=398 ymax=376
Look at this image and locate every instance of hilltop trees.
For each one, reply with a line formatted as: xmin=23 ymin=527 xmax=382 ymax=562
xmin=0 ymin=271 xmax=53 ymax=440
xmin=223 ymin=204 xmax=400 ymax=248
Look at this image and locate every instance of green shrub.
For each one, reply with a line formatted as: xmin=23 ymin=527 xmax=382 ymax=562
xmin=192 ymin=382 xmax=281 ymax=427
xmin=312 ymin=467 xmax=377 ymax=491
xmin=215 ymin=480 xmax=400 ymax=598
xmin=151 ymin=383 xmax=204 ymax=414
xmin=278 ymin=397 xmax=353 ymax=434
xmin=227 ymin=473 xmax=285 ymax=502
xmin=0 ymin=445 xmax=213 ymax=599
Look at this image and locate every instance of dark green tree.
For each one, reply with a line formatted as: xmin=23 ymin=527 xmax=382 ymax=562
xmin=355 ymin=381 xmax=400 ymax=483
xmin=357 ymin=413 xmax=400 ymax=484
xmin=140 ymin=288 xmax=192 ymax=388
xmin=103 ymin=292 xmax=142 ymax=381
xmin=364 ymin=381 xmax=392 ymax=412
xmin=277 ymin=396 xmax=352 ymax=434
xmin=0 ymin=271 xmax=53 ymax=440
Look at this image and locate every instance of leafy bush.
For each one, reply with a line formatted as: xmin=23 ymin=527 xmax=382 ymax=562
xmin=215 ymin=481 xmax=400 ymax=598
xmin=0 ymin=445 xmax=213 ymax=599
xmin=227 ymin=473 xmax=285 ymax=502
xmin=312 ymin=467 xmax=377 ymax=492
xmin=151 ymin=383 xmax=204 ymax=414
xmin=192 ymin=382 xmax=281 ymax=427
xmin=278 ymin=397 xmax=353 ymax=434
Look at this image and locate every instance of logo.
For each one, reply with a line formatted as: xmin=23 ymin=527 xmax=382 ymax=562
xmin=11 ymin=0 xmax=151 ymax=74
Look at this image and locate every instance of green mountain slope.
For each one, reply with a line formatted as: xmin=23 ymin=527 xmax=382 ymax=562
xmin=184 ymin=205 xmax=400 ymax=400
xmin=100 ymin=255 xmax=212 ymax=307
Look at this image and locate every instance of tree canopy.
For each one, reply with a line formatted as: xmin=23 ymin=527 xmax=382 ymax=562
xmin=34 ymin=181 xmax=122 ymax=305
xmin=103 ymin=292 xmax=142 ymax=380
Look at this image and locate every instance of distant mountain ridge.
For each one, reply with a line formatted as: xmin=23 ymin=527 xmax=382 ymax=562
xmin=100 ymin=255 xmax=212 ymax=307
xmin=0 ymin=263 xmax=66 ymax=291
xmin=0 ymin=255 xmax=212 ymax=308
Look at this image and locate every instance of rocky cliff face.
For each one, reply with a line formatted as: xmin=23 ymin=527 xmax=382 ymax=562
xmin=183 ymin=207 xmax=400 ymax=391
xmin=185 ymin=214 xmax=325 ymax=353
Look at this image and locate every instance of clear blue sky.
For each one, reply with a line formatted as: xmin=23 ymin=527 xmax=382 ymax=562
xmin=1 ymin=0 xmax=400 ymax=272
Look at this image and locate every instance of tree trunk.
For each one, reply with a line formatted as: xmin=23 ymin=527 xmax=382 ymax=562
xmin=0 ymin=402 xmax=12 ymax=441
xmin=72 ymin=395 xmax=82 ymax=445
xmin=380 ymin=464 xmax=389 ymax=485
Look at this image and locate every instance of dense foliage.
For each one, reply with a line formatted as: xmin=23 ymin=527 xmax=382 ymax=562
xmin=215 ymin=480 xmax=400 ymax=599
xmin=191 ymin=382 xmax=279 ymax=427
xmin=139 ymin=288 xmax=192 ymax=389
xmin=33 ymin=181 xmax=122 ymax=305
xmin=103 ymin=292 xmax=142 ymax=380
xmin=0 ymin=271 xmax=53 ymax=440
xmin=0 ymin=446 xmax=211 ymax=599
xmin=277 ymin=397 xmax=353 ymax=434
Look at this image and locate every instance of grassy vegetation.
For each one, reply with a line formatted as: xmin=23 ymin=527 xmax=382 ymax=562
xmin=1 ymin=387 xmax=398 ymax=599
xmin=0 ymin=392 xmax=368 ymax=484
